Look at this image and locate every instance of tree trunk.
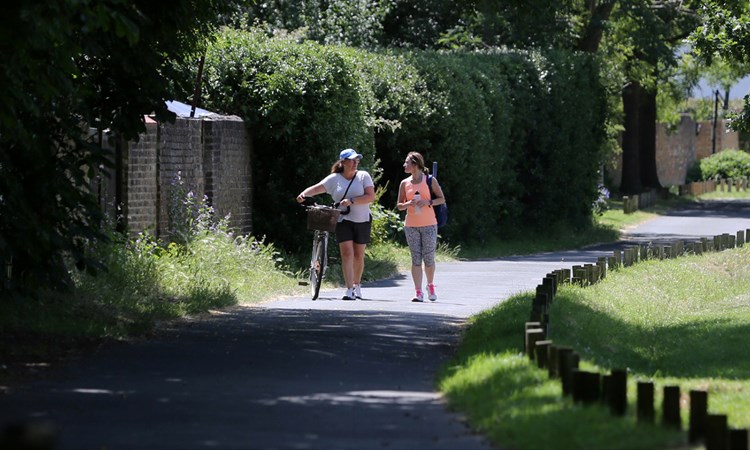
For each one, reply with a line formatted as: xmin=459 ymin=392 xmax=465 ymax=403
xmin=577 ymin=1 xmax=617 ymax=53
xmin=639 ymin=87 xmax=661 ymax=189
xmin=620 ymin=81 xmax=642 ymax=194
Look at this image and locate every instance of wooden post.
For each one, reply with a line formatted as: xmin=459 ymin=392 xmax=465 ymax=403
xmin=525 ymin=328 xmax=545 ymax=360
xmin=597 ymin=256 xmax=607 ymax=279
xmin=524 ymin=322 xmax=541 ymax=352
xmin=601 ymin=373 xmax=610 ymax=404
xmin=609 ymin=369 xmax=627 ymax=416
xmin=705 ymin=414 xmax=728 ymax=450
xmin=543 ymin=276 xmax=556 ymax=299
xmin=535 ymin=340 xmax=553 ymax=369
xmin=738 ymin=230 xmax=745 ymax=247
xmin=548 ymin=345 xmax=562 ymax=378
xmin=729 ymin=429 xmax=749 ymax=449
xmin=558 ymin=348 xmax=576 ymax=396
xmin=690 ymin=390 xmax=709 ymax=444
xmin=675 ymin=240 xmax=684 ymax=257
xmin=584 ymin=264 xmax=596 ymax=284
xmin=663 ymin=385 xmax=681 ymax=429
xmin=573 ymin=266 xmax=587 ymax=286
xmin=531 ymin=292 xmax=547 ymax=322
xmin=572 ymin=370 xmax=601 ymax=404
xmin=637 ymin=381 xmax=655 ymax=423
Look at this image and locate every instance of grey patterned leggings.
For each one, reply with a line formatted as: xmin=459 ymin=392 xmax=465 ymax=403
xmin=404 ymin=225 xmax=438 ymax=267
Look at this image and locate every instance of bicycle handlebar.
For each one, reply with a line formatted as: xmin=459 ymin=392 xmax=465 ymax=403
xmin=299 ymin=195 xmax=340 ymax=211
xmin=299 ymin=195 xmax=317 ymax=207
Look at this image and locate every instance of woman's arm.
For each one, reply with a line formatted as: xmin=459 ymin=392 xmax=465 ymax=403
xmin=296 ymin=182 xmax=327 ymax=203
xmin=396 ymin=179 xmax=410 ymax=211
xmin=429 ymin=178 xmax=446 ymax=206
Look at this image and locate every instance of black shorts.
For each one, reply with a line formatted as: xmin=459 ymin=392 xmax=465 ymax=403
xmin=336 ymin=219 xmax=371 ymax=245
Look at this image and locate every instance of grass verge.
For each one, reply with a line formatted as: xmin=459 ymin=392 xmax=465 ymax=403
xmin=439 ymin=243 xmax=750 ymax=449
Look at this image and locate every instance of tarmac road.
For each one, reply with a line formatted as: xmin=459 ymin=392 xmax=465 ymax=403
xmin=1 ymin=200 xmax=749 ymax=450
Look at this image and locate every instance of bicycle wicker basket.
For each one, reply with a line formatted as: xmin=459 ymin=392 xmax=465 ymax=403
xmin=306 ymin=207 xmax=340 ymax=232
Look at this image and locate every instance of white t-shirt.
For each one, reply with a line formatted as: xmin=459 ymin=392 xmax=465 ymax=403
xmin=321 ymin=171 xmax=374 ymax=223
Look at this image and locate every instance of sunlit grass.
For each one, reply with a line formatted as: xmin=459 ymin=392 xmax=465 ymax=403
xmin=440 ymin=245 xmax=750 ymax=448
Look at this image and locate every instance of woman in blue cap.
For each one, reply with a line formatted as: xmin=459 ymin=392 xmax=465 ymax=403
xmin=297 ymin=149 xmax=376 ymax=300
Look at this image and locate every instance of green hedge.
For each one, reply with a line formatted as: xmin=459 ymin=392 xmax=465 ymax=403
xmin=202 ymin=29 xmax=607 ymax=251
xmin=687 ymin=149 xmax=750 ymax=182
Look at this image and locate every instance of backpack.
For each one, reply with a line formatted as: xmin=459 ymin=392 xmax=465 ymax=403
xmin=427 ymin=175 xmax=448 ymax=228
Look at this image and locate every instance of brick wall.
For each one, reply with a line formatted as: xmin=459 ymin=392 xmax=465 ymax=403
xmin=127 ymin=120 xmax=159 ymax=234
xmin=99 ymin=115 xmax=252 ymax=239
xmin=202 ymin=118 xmax=252 ymax=234
xmin=607 ymin=117 xmax=739 ymax=189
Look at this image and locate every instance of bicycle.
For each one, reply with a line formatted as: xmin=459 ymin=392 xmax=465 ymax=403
xmin=300 ymin=197 xmax=341 ymax=300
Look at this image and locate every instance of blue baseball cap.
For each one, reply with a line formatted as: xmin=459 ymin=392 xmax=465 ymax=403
xmin=339 ymin=148 xmax=363 ymax=160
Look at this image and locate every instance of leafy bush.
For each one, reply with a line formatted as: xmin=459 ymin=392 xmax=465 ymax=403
xmin=202 ymin=28 xmax=373 ymax=253
xmin=686 ymin=149 xmax=750 ymax=182
xmin=201 ymin=28 xmax=607 ymax=250
xmin=73 ymin=189 xmax=296 ymax=328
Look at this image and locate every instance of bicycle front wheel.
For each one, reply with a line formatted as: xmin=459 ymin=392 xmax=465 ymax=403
xmin=310 ymin=231 xmax=327 ymax=300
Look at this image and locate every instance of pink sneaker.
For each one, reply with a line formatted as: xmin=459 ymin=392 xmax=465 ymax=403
xmin=427 ymin=284 xmax=437 ymax=301
xmin=411 ymin=289 xmax=424 ymax=302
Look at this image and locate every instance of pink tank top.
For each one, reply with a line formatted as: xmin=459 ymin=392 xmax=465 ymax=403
xmin=404 ymin=176 xmax=437 ymax=227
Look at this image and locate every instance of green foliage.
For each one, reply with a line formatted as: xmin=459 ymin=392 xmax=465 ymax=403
xmin=689 ymin=1 xmax=750 ymax=131
xmin=687 ymin=149 xmax=750 ymax=182
xmin=0 ymin=1 xmax=235 ymax=297
xmin=201 ymin=29 xmax=608 ymax=250
xmin=369 ymin=185 xmax=404 ymax=246
xmin=202 ymin=28 xmax=372 ymax=253
xmin=73 ymin=189 xmax=298 ymax=327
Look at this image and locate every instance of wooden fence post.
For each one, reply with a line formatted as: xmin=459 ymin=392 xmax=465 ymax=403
xmin=597 ymin=256 xmax=607 ymax=279
xmin=558 ymin=348 xmax=577 ymax=396
xmin=548 ymin=345 xmax=562 ymax=378
xmin=530 ymin=292 xmax=547 ymax=322
xmin=637 ymin=381 xmax=655 ymax=423
xmin=524 ymin=322 xmax=541 ymax=353
xmin=729 ymin=429 xmax=749 ymax=449
xmin=690 ymin=390 xmax=708 ymax=444
xmin=608 ymin=369 xmax=628 ymax=416
xmin=705 ymin=414 xmax=728 ymax=450
xmin=663 ymin=385 xmax=681 ymax=429
xmin=535 ymin=340 xmax=552 ymax=369
xmin=525 ymin=327 xmax=545 ymax=360
xmin=572 ymin=370 xmax=601 ymax=404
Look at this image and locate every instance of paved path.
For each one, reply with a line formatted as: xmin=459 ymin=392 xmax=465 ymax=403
xmin=2 ymin=200 xmax=749 ymax=449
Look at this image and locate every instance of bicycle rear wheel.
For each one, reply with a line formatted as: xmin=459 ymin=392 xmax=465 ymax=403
xmin=310 ymin=231 xmax=327 ymax=300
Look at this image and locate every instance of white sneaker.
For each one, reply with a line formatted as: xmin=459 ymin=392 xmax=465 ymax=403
xmin=427 ymin=283 xmax=437 ymax=301
xmin=411 ymin=290 xmax=424 ymax=302
xmin=353 ymin=284 xmax=362 ymax=299
xmin=342 ymin=288 xmax=355 ymax=300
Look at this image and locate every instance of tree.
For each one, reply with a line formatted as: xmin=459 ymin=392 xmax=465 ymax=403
xmin=689 ymin=0 xmax=750 ymax=133
xmin=0 ymin=1 xmax=235 ymax=297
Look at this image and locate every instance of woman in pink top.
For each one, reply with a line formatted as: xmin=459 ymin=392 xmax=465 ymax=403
xmin=396 ymin=152 xmax=446 ymax=302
